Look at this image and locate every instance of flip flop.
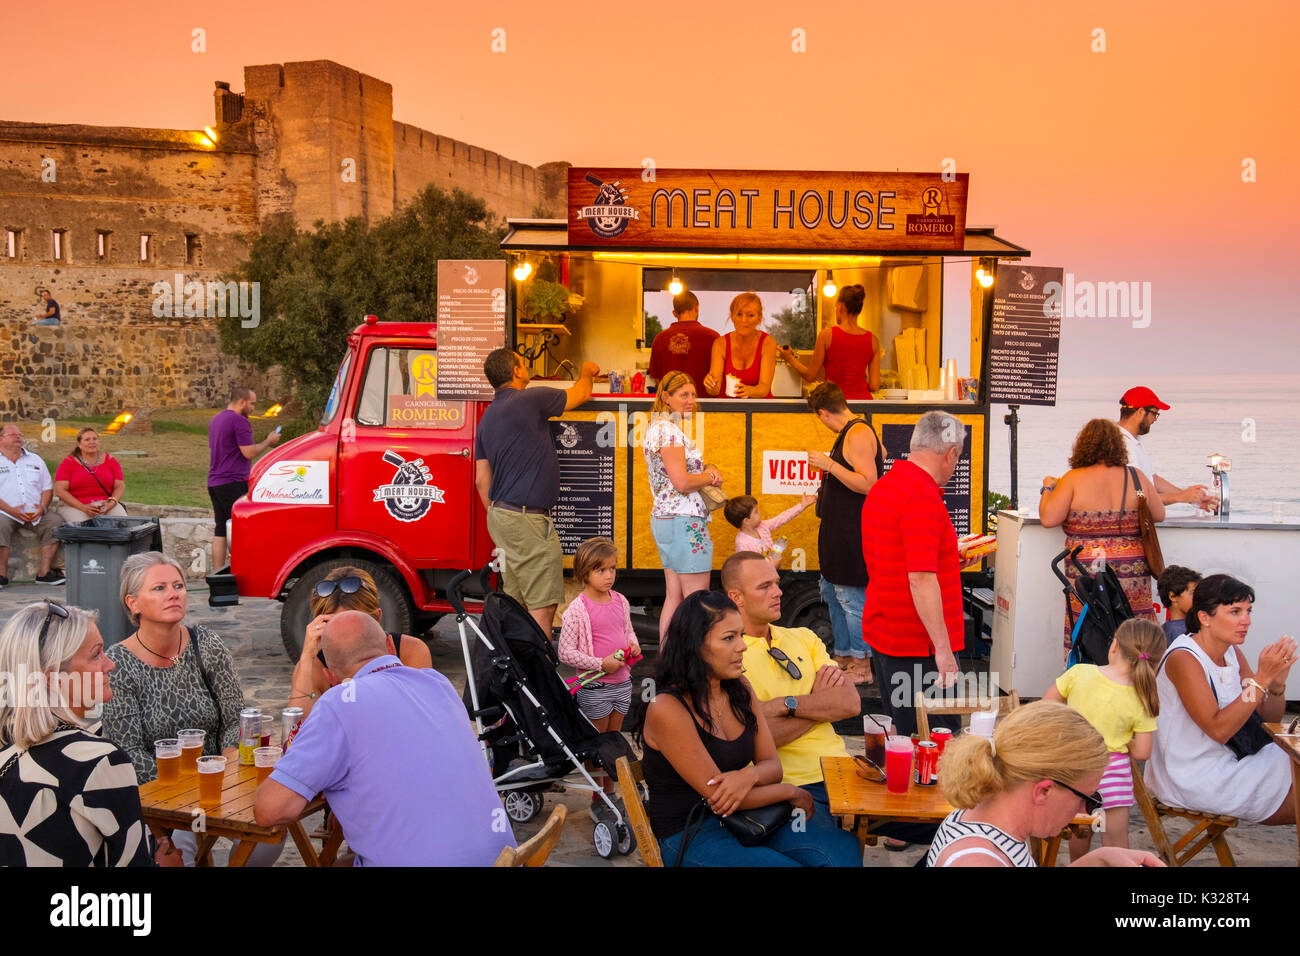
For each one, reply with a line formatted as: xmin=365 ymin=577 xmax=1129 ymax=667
xmin=884 ymin=838 xmax=909 ymax=851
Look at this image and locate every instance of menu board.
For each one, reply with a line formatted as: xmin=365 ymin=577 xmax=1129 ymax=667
xmin=436 ymin=260 xmax=506 ymax=401
xmin=986 ymin=264 xmax=1063 ymax=406
xmin=878 ymin=421 xmax=974 ymax=536
xmin=550 ymin=420 xmax=615 ymax=554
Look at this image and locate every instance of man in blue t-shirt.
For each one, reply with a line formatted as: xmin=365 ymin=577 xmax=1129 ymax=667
xmin=474 ymin=349 xmax=598 ymax=635
xmin=36 ymin=290 xmax=60 ymax=326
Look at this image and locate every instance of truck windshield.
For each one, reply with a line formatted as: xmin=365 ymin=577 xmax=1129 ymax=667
xmin=320 ymin=352 xmax=352 ymax=426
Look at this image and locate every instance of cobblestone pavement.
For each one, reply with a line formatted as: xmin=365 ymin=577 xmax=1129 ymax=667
xmin=2 ymin=581 xmax=1296 ymax=867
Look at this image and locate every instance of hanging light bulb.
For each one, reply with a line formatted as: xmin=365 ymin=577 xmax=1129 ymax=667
xmin=822 ymin=270 xmax=837 ymax=298
xmin=668 ymin=271 xmax=683 ymax=296
xmin=976 ymin=267 xmax=993 ymax=288
xmin=513 ymin=260 xmax=532 ymax=281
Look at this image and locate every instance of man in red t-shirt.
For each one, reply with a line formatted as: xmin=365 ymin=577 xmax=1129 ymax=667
xmin=648 ymin=291 xmax=717 ymax=389
xmin=861 ymin=410 xmax=978 ymax=736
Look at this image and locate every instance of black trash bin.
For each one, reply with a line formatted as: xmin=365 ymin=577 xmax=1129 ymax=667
xmin=54 ymin=517 xmax=164 ymax=648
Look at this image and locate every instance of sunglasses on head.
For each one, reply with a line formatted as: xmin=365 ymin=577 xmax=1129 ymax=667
xmin=1051 ymin=778 xmax=1103 ymax=815
xmin=766 ymin=646 xmax=802 ymax=681
xmin=38 ymin=600 xmax=70 ymax=650
xmin=314 ymin=576 xmax=364 ymax=600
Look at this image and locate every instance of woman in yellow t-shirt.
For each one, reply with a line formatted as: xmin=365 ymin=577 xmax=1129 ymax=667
xmin=1043 ymin=619 xmax=1166 ymax=860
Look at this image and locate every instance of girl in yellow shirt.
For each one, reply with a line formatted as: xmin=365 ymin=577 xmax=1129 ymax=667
xmin=1044 ymin=619 xmax=1166 ymax=860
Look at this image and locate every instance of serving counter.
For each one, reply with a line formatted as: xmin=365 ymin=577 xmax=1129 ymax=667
xmin=989 ymin=510 xmax=1300 ymax=700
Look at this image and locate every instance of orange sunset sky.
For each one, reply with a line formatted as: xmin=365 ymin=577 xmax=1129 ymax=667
xmin=3 ymin=0 xmax=1297 ymax=376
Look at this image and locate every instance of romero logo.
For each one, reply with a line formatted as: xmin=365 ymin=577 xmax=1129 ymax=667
xmin=905 ymin=187 xmax=957 ymax=238
xmin=372 ymin=450 xmax=445 ymax=522
xmin=576 ymin=173 xmax=641 ymax=239
xmin=557 ymin=423 xmax=580 ymax=449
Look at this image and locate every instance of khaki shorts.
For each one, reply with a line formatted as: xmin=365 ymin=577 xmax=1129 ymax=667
xmin=0 ymin=511 xmax=65 ymax=548
xmin=485 ymin=506 xmax=564 ymax=610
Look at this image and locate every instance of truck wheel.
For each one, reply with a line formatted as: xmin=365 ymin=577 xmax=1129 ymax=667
xmin=279 ymin=558 xmax=415 ymax=662
xmin=781 ymin=578 xmax=834 ymax=655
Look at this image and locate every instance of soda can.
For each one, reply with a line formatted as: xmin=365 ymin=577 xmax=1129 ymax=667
xmin=282 ymin=707 xmax=305 ymax=751
xmin=914 ymin=740 xmax=939 ymax=786
xmin=238 ymin=708 xmax=261 ymax=766
xmin=930 ymin=726 xmax=953 ymax=755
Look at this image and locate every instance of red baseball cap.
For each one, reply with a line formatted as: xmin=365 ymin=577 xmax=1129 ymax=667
xmin=1121 ymin=386 xmax=1170 ymax=410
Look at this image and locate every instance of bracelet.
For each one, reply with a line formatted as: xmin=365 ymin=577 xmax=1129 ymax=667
xmin=1040 ymin=485 xmax=1055 ymax=495
xmin=1242 ymin=678 xmax=1267 ymax=699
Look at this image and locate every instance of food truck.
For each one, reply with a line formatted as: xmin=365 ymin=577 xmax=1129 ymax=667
xmin=212 ymin=168 xmax=1032 ymax=660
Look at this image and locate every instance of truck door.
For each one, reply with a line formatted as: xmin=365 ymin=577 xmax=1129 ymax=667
xmin=339 ymin=344 xmax=474 ymax=564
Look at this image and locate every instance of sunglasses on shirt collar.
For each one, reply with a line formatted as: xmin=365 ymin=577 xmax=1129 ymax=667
xmin=766 ymin=646 xmax=802 ymax=681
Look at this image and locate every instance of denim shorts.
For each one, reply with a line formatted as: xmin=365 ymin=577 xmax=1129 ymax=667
xmin=651 ymin=515 xmax=713 ymax=574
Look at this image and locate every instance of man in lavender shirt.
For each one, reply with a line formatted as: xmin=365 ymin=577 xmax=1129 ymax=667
xmin=208 ymin=386 xmax=279 ymax=569
xmin=254 ymin=612 xmax=515 ymax=866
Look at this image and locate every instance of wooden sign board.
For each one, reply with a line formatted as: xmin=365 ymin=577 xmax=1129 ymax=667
xmin=567 ymin=168 xmax=968 ymax=251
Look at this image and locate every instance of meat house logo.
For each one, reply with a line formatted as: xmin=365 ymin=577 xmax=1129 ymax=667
xmin=575 ymin=173 xmax=641 ymax=238
xmin=372 ymin=450 xmax=445 ymax=522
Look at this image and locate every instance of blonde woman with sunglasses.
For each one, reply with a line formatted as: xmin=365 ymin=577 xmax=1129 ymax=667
xmin=291 ymin=565 xmax=432 ymax=719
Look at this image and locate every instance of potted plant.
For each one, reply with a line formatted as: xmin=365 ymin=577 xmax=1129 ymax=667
xmin=519 ymin=259 xmax=584 ymax=323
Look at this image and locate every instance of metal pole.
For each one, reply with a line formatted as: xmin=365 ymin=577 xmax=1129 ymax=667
xmin=1004 ymin=404 xmax=1021 ymax=510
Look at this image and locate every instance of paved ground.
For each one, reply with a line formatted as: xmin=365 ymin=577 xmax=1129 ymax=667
xmin=2 ymin=580 xmax=1296 ymax=867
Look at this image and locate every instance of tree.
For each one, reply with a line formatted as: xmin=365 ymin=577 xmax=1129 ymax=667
xmin=218 ymin=186 xmax=504 ymax=422
xmin=765 ymin=303 xmax=817 ymax=350
xmin=644 ymin=310 xmax=663 ymax=342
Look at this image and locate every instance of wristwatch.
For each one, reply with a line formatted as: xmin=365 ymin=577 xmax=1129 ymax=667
xmin=784 ymin=696 xmax=798 ymax=718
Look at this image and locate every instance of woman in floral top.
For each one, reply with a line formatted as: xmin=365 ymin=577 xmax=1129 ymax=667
xmin=644 ymin=371 xmax=724 ymax=642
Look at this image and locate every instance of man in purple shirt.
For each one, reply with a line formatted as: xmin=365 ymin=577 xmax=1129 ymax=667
xmin=254 ymin=612 xmax=515 ymax=866
xmin=207 ymin=386 xmax=279 ymax=569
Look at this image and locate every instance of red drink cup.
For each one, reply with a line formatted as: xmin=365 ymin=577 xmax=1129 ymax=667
xmin=884 ymin=736 xmax=913 ymax=794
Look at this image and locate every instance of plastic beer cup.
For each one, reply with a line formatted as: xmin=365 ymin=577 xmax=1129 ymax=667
xmin=155 ymin=739 xmax=181 ymax=784
xmin=197 ymin=755 xmax=226 ymax=807
xmin=253 ymin=746 xmax=282 ymax=783
xmin=884 ymin=736 xmax=913 ymax=794
xmin=178 ymin=729 xmax=205 ymax=773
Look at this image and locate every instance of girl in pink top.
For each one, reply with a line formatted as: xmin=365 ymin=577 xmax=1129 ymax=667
xmin=558 ymin=538 xmax=640 ymax=806
xmin=723 ymin=493 xmax=817 ymax=567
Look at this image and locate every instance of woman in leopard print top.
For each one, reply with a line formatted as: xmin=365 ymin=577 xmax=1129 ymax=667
xmin=102 ymin=553 xmax=244 ymax=784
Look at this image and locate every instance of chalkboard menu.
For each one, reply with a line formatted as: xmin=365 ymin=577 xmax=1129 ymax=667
xmin=550 ymin=419 xmax=615 ymax=554
xmin=878 ymin=421 xmax=974 ymax=536
xmin=436 ymin=260 xmax=506 ymax=401
xmin=987 ymin=264 xmax=1063 ymax=406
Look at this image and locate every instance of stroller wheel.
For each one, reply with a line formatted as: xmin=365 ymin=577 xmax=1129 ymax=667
xmin=502 ymin=790 xmax=544 ymax=823
xmin=592 ymin=819 xmax=615 ymax=859
xmin=614 ymin=821 xmax=635 ymax=856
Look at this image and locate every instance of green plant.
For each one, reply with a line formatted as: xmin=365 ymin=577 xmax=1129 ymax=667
xmin=987 ymin=490 xmax=1012 ymax=514
xmin=644 ymin=310 xmax=663 ymax=341
xmin=521 ymin=278 xmax=582 ymax=322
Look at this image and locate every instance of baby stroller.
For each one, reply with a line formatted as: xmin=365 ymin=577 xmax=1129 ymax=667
xmin=448 ymin=567 xmax=636 ymax=858
xmin=1052 ymin=546 xmax=1134 ymax=667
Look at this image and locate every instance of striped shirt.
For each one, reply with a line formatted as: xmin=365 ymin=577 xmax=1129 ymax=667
xmin=861 ymin=459 xmax=965 ymax=657
xmin=926 ymin=809 xmax=1036 ymax=867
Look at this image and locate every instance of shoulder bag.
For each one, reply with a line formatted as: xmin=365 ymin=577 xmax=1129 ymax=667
xmin=673 ymin=798 xmax=795 ymax=865
xmin=1126 ymin=466 xmax=1165 ymax=579
xmin=1159 ymin=645 xmax=1273 ymax=760
xmin=188 ymin=625 xmax=226 ymax=747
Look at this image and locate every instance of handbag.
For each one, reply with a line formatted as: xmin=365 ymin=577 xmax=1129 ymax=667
xmin=697 ymin=463 xmax=726 ymax=511
xmin=1125 ymin=466 xmax=1165 ymax=579
xmin=188 ymin=625 xmax=226 ymax=748
xmin=1162 ymin=648 xmax=1275 ymax=760
xmin=673 ymin=799 xmax=794 ymax=865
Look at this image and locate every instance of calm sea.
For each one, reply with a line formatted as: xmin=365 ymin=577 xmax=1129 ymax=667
xmin=987 ymin=374 xmax=1300 ymax=521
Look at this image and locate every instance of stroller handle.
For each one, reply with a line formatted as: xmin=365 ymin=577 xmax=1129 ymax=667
xmin=1068 ymin=546 xmax=1090 ymax=578
xmin=1050 ymin=548 xmax=1073 ymax=589
xmin=447 ymin=570 xmax=473 ymax=615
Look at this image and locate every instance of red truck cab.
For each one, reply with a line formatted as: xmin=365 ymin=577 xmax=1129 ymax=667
xmin=209 ymin=316 xmax=493 ymax=659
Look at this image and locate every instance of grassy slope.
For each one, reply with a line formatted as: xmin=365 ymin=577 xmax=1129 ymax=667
xmin=23 ymin=411 xmax=284 ymax=509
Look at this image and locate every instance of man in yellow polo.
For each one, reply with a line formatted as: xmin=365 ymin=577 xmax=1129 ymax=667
xmin=722 ymin=551 xmax=861 ymax=837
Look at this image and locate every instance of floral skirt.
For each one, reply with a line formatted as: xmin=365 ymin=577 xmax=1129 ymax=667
xmin=1062 ymin=510 xmax=1155 ymax=661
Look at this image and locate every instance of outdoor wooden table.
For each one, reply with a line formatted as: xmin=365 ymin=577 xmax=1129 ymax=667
xmin=1264 ymin=721 xmax=1300 ymax=866
xmin=138 ymin=747 xmax=341 ymax=867
xmin=821 ymin=755 xmax=1093 ymax=867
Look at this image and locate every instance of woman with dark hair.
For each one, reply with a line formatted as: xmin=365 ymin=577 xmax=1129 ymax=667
xmin=1039 ymin=418 xmax=1165 ymax=661
xmin=1144 ymin=574 xmax=1296 ymax=824
xmin=53 ymin=427 xmax=127 ymax=524
xmin=637 ymin=590 xmax=861 ymax=866
xmin=779 ymin=284 xmax=879 ymax=399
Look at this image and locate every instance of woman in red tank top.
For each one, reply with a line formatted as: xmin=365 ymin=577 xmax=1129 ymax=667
xmin=703 ymin=292 xmax=777 ymax=399
xmin=779 ymin=284 xmax=880 ymax=400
